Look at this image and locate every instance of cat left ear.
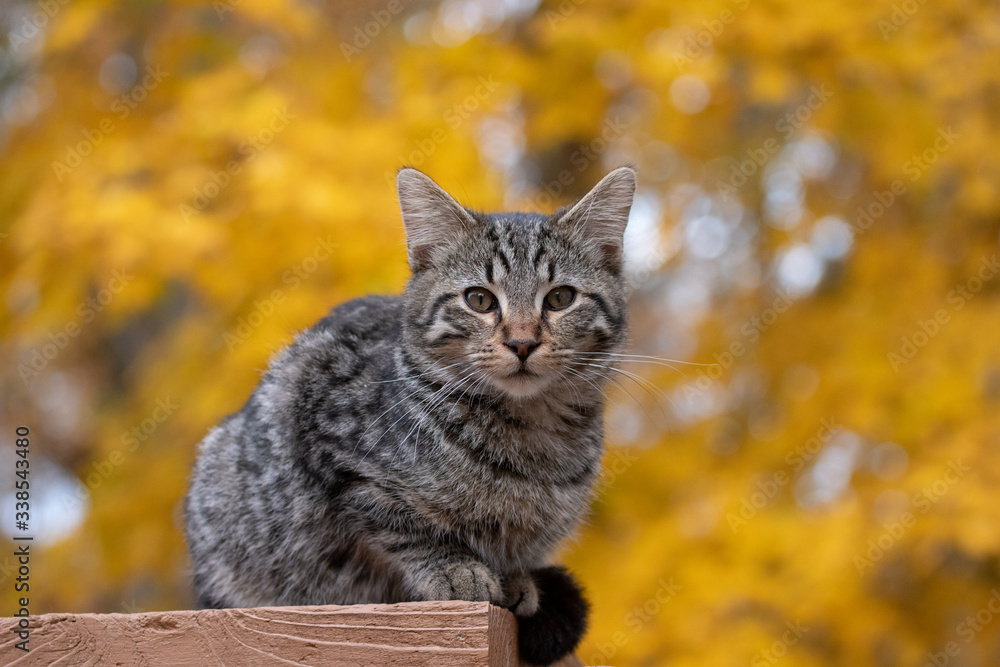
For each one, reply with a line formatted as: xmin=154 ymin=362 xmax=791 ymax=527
xmin=397 ymin=168 xmax=478 ymax=272
xmin=554 ymin=166 xmax=636 ymax=272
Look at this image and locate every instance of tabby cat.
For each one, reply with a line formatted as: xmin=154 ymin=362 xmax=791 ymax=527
xmin=184 ymin=165 xmax=636 ymax=665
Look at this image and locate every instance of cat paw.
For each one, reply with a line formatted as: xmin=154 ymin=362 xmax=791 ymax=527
xmin=420 ymin=560 xmax=503 ymax=603
xmin=503 ymin=572 xmax=540 ymax=617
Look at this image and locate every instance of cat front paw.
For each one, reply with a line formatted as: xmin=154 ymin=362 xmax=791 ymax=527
xmin=504 ymin=571 xmax=540 ymax=617
xmin=419 ymin=560 xmax=503 ymax=604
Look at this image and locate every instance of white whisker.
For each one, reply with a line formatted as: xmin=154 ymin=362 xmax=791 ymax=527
xmin=575 ymin=350 xmax=717 ymax=368
xmin=362 ymin=370 xmax=476 ymax=463
xmin=573 ymin=361 xmax=674 ymax=424
xmin=370 ymin=360 xmax=472 ymax=383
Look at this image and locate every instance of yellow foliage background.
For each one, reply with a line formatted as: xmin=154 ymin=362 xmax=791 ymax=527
xmin=2 ymin=0 xmax=999 ymax=664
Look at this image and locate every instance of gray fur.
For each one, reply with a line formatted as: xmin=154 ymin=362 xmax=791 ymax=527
xmin=185 ymin=167 xmax=636 ymax=615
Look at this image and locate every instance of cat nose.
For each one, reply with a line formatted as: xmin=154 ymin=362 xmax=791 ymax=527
xmin=506 ymin=339 xmax=540 ymax=362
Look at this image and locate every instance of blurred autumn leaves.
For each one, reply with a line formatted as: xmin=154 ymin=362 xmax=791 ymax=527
xmin=1 ymin=0 xmax=999 ymax=664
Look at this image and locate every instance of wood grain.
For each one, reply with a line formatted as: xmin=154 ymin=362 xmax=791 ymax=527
xmin=0 ymin=601 xmax=584 ymax=666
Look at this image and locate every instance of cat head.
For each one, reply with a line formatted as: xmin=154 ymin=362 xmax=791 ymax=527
xmin=398 ymin=167 xmax=635 ymax=400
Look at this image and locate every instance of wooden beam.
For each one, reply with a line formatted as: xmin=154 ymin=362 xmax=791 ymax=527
xmin=0 ymin=601 xmax=584 ymax=666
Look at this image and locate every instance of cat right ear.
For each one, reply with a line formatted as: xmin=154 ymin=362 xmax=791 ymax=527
xmin=553 ymin=166 xmax=636 ymax=272
xmin=397 ymin=168 xmax=477 ymax=272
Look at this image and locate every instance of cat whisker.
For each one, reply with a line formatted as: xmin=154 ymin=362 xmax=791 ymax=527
xmin=573 ymin=361 xmax=670 ymax=402
xmin=573 ymin=351 xmax=717 ymax=369
xmin=370 ymin=360 xmax=473 ymax=384
xmin=452 ymin=370 xmax=492 ymax=416
xmin=562 ymin=366 xmax=647 ymax=419
xmin=568 ymin=362 xmax=671 ymax=428
xmin=552 ymin=375 xmax=585 ymax=412
xmin=356 ymin=361 xmax=480 ymax=451
xmin=471 ymin=374 xmax=496 ymax=412
xmin=353 ymin=386 xmax=426 ymax=455
xmin=465 ymin=374 xmax=488 ymax=409
xmin=401 ymin=383 xmax=462 ymax=468
xmin=561 ymin=367 xmax=610 ymax=402
xmin=572 ymin=362 xmax=674 ymax=425
xmin=450 ymin=373 xmax=488 ymax=415
xmin=398 ymin=371 xmax=480 ymax=468
xmin=584 ymin=368 xmax=651 ymax=418
xmin=569 ymin=354 xmax=683 ymax=375
xmin=371 ymin=370 xmax=479 ymax=465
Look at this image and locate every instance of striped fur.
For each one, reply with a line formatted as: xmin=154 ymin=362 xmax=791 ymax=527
xmin=185 ymin=167 xmax=635 ymax=661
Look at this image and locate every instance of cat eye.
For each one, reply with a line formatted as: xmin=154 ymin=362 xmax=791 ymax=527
xmin=464 ymin=287 xmax=497 ymax=313
xmin=544 ymin=286 xmax=576 ymax=311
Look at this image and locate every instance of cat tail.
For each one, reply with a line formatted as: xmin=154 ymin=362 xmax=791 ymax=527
xmin=516 ymin=565 xmax=590 ymax=666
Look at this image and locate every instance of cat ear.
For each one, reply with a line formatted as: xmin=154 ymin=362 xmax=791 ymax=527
xmin=554 ymin=166 xmax=636 ymax=271
xmin=397 ymin=167 xmax=478 ymax=272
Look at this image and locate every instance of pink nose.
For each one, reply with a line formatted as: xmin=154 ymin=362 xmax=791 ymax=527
xmin=506 ymin=339 xmax=540 ymax=362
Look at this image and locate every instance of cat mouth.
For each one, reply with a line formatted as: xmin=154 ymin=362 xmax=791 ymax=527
xmin=496 ymin=371 xmax=546 ymax=398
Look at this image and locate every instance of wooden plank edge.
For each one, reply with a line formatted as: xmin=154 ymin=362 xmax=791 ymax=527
xmin=0 ymin=601 xmax=585 ymax=666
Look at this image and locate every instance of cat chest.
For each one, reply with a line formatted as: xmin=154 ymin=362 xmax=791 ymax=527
xmin=412 ymin=452 xmax=597 ymax=545
xmin=392 ymin=415 xmax=601 ymax=557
